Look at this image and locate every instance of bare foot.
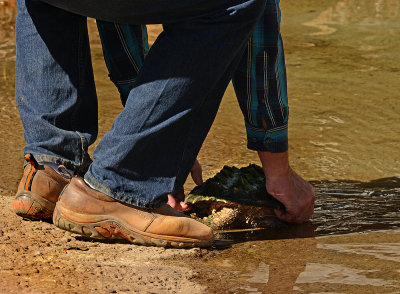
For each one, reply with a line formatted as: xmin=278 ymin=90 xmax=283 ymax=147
xmin=167 ymin=159 xmax=203 ymax=212
xmin=258 ymin=151 xmax=315 ymax=223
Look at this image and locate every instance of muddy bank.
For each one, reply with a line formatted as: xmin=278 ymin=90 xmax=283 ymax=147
xmin=0 ymin=195 xmax=211 ymax=293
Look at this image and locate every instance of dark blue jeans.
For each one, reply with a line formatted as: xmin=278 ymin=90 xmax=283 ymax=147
xmin=15 ymin=0 xmax=265 ymax=208
xmin=98 ymin=0 xmax=289 ymax=154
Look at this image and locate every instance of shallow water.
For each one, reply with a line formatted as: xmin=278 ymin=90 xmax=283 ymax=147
xmin=197 ymin=230 xmax=400 ymax=293
xmin=0 ymin=0 xmax=399 ymax=292
xmin=215 ymin=176 xmax=400 ymax=243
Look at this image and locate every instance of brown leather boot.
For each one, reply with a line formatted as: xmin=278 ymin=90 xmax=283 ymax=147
xmin=12 ymin=154 xmax=71 ymax=220
xmin=53 ymin=177 xmax=214 ymax=248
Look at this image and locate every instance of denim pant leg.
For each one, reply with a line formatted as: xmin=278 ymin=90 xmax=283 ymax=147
xmin=38 ymin=0 xmax=266 ymax=208
xmin=232 ymin=0 xmax=289 ymax=153
xmin=95 ymin=23 xmax=226 ymax=194
xmin=15 ymin=0 xmax=97 ymax=173
xmin=96 ymin=21 xmax=149 ymax=106
xmin=98 ymin=0 xmax=289 ymax=154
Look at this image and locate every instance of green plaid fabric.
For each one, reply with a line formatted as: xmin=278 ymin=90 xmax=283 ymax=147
xmin=97 ymin=0 xmax=288 ymax=152
xmin=96 ymin=21 xmax=149 ymax=106
xmin=232 ymin=0 xmax=288 ymax=152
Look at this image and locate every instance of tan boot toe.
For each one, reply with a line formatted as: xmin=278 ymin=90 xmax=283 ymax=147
xmin=53 ymin=177 xmax=214 ymax=248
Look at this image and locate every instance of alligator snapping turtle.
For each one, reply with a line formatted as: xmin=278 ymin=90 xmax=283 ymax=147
xmin=186 ymin=164 xmax=285 ymax=230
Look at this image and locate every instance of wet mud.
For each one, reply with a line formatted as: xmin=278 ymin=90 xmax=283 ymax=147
xmin=0 ymin=0 xmax=399 ymax=292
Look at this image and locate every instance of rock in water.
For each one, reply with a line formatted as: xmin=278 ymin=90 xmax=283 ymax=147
xmin=186 ymin=164 xmax=285 ymax=230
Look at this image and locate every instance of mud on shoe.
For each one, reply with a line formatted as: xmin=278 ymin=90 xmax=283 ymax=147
xmin=12 ymin=154 xmax=71 ymax=220
xmin=53 ymin=177 xmax=214 ymax=248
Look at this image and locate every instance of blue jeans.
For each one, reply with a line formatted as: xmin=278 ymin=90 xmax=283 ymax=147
xmin=15 ymin=0 xmax=265 ymax=208
xmin=97 ymin=0 xmax=288 ymax=154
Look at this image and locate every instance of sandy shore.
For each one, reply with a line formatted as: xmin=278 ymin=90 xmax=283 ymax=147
xmin=0 ymin=192 xmax=213 ymax=293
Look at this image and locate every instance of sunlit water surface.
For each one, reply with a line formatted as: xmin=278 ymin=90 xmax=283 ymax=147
xmin=0 ymin=0 xmax=399 ymax=292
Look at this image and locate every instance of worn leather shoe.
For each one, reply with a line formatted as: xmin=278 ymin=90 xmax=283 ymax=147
xmin=53 ymin=177 xmax=214 ymax=248
xmin=12 ymin=154 xmax=71 ymax=219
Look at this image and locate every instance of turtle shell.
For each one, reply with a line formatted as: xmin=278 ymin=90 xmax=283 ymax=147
xmin=186 ymin=164 xmax=285 ymax=229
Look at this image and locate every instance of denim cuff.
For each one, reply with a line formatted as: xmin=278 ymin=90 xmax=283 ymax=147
xmin=245 ymin=124 xmax=288 ymax=153
xmin=25 ymin=153 xmax=91 ymax=175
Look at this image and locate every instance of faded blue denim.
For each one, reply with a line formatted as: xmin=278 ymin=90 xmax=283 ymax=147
xmin=15 ymin=0 xmax=265 ymax=208
xmin=98 ymin=0 xmax=289 ymax=154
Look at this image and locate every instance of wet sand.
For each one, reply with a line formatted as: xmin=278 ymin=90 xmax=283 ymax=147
xmin=0 ymin=0 xmax=399 ymax=292
xmin=194 ymin=230 xmax=400 ymax=293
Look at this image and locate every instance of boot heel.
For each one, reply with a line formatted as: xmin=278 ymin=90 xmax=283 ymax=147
xmin=13 ymin=192 xmax=54 ymax=219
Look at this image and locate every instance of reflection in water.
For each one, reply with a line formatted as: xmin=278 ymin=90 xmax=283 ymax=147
xmin=207 ymin=176 xmax=399 ymax=293
xmin=296 ymin=263 xmax=392 ymax=286
xmin=208 ymin=237 xmax=318 ymax=293
xmin=318 ymin=243 xmax=400 ymax=263
xmin=304 ymin=0 xmax=400 ymax=36
xmin=204 ymin=230 xmax=400 ymax=293
xmin=282 ymin=0 xmax=400 ymax=181
xmin=312 ymin=177 xmax=400 ymax=235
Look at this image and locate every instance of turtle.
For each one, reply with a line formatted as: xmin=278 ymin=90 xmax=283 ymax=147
xmin=185 ymin=164 xmax=286 ymax=230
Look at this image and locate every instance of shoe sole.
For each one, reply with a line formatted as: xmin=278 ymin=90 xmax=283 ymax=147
xmin=12 ymin=192 xmax=55 ymax=220
xmin=53 ymin=204 xmax=213 ymax=248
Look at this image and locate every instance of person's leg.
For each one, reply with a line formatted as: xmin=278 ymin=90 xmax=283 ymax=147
xmin=98 ymin=23 xmax=210 ymax=212
xmin=52 ymin=33 xmax=248 ymax=246
xmin=96 ymin=21 xmax=149 ymax=105
xmin=86 ymin=0 xmax=265 ymax=208
xmin=37 ymin=0 xmax=265 ymax=208
xmin=13 ymin=0 xmax=97 ymax=218
xmin=167 ymin=0 xmax=289 ymax=211
xmin=15 ymin=0 xmax=97 ymax=172
xmin=17 ymin=0 xmax=265 ymax=247
xmin=40 ymin=0 xmax=265 ymax=246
